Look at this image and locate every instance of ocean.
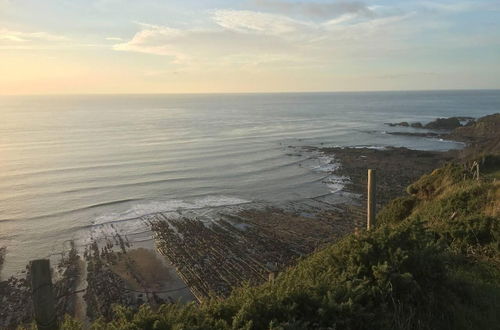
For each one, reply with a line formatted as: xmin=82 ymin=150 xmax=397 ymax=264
xmin=1 ymin=90 xmax=499 ymax=276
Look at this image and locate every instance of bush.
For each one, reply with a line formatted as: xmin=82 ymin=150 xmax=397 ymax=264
xmin=377 ymin=196 xmax=417 ymax=226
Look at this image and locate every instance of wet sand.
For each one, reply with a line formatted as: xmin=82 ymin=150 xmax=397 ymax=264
xmin=82 ymin=235 xmax=195 ymax=320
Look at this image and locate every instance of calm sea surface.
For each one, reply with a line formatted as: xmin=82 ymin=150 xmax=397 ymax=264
xmin=1 ymin=90 xmax=499 ymax=276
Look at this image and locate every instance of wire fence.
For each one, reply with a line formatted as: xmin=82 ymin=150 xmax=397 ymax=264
xmin=54 ymin=283 xmax=189 ymax=300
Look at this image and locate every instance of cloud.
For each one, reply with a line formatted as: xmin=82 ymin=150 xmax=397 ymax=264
xmin=105 ymin=36 xmax=124 ymax=41
xmin=113 ymin=21 xmax=301 ymax=67
xmin=251 ymin=0 xmax=374 ymax=19
xmin=113 ymin=24 xmax=188 ymax=59
xmin=212 ymin=9 xmax=314 ymax=36
xmin=0 ymin=28 xmax=67 ymax=43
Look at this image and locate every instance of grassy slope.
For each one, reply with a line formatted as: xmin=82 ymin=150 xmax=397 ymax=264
xmin=54 ymin=158 xmax=499 ymax=330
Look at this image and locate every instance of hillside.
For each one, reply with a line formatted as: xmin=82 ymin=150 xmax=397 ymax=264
xmin=450 ymin=113 xmax=500 ymax=157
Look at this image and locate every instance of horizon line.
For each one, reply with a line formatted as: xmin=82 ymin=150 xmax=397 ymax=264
xmin=1 ymin=87 xmax=500 ymax=97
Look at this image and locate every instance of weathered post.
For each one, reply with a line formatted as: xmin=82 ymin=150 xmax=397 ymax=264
xmin=30 ymin=259 xmax=57 ymax=330
xmin=367 ymin=169 xmax=376 ymax=231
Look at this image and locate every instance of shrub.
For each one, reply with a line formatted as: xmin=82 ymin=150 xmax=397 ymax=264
xmin=377 ymin=196 xmax=417 ymax=226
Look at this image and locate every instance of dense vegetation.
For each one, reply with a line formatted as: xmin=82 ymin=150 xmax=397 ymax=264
xmin=35 ymin=157 xmax=500 ymax=329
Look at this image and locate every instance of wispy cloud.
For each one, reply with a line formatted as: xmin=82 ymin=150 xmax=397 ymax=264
xmin=212 ymin=9 xmax=313 ymax=36
xmin=105 ymin=36 xmax=124 ymax=41
xmin=0 ymin=28 xmax=67 ymax=43
xmin=113 ymin=23 xmax=188 ymax=60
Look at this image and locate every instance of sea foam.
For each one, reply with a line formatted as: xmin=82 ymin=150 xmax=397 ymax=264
xmin=78 ymin=195 xmax=252 ymax=246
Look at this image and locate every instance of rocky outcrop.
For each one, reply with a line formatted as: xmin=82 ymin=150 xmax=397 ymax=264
xmin=386 ymin=121 xmax=410 ymax=127
xmin=384 ymin=113 xmax=499 ymax=158
xmin=386 ymin=116 xmax=475 ymax=130
xmin=424 ymin=117 xmax=462 ymax=129
xmin=387 ymin=132 xmax=442 ymax=138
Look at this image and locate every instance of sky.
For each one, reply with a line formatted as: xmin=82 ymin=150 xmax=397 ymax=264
xmin=0 ymin=0 xmax=499 ymax=94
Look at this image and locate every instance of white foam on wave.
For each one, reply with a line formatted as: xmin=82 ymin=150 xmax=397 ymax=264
xmin=308 ymin=152 xmax=349 ymax=193
xmin=92 ymin=195 xmax=250 ymax=226
xmin=323 ymin=176 xmax=350 ymax=193
xmin=438 ymin=138 xmax=465 ymax=145
xmin=78 ymin=195 xmax=251 ymax=246
xmin=312 ymin=155 xmax=340 ymax=172
xmin=352 ymin=145 xmax=387 ymax=150
xmin=322 ymin=144 xmax=387 ymax=150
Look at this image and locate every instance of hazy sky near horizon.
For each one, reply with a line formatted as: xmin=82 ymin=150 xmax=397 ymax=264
xmin=1 ymin=0 xmax=499 ymax=94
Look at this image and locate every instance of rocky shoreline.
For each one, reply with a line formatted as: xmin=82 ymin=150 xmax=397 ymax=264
xmin=304 ymin=146 xmax=455 ymax=210
xmin=150 ymin=202 xmax=354 ymax=302
xmin=385 ymin=116 xmax=475 ymax=130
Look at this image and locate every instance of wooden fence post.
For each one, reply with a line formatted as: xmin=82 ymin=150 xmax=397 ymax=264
xmin=367 ymin=169 xmax=376 ymax=231
xmin=30 ymin=259 xmax=57 ymax=330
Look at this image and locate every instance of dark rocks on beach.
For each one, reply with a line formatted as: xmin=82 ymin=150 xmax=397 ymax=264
xmin=151 ymin=206 xmax=350 ymax=302
xmin=385 ymin=121 xmax=410 ymax=127
xmin=387 ymin=132 xmax=442 ymax=138
xmin=54 ymin=243 xmax=82 ymax=321
xmin=386 ymin=116 xmax=476 ymax=130
xmin=84 ymin=241 xmax=134 ymax=321
xmin=312 ymin=146 xmax=455 ymax=208
xmin=385 ymin=121 xmax=423 ymax=128
xmin=0 ymin=247 xmax=5 ymax=275
xmin=455 ymin=116 xmax=475 ymax=121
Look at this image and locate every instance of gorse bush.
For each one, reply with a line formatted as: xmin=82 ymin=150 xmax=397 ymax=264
xmin=376 ymin=196 xmax=417 ymax=226
xmin=41 ymin=158 xmax=500 ymax=330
